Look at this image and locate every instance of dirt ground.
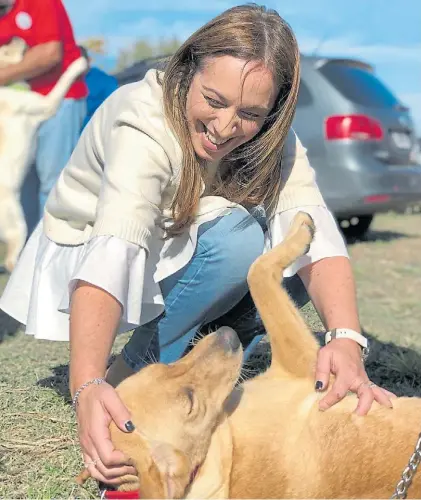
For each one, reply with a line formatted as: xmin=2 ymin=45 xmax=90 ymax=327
xmin=0 ymin=212 xmax=420 ymax=498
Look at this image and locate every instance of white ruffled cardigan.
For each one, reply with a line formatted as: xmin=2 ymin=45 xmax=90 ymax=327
xmin=0 ymin=71 xmax=348 ymax=341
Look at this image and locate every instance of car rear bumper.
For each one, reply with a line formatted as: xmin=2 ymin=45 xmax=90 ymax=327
xmin=332 ymin=194 xmax=421 ymax=217
xmin=322 ymin=163 xmax=421 ymax=217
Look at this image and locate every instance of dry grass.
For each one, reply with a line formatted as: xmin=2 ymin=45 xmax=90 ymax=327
xmin=0 ymin=329 xmax=132 ymax=499
xmin=0 ymin=212 xmax=421 ymax=498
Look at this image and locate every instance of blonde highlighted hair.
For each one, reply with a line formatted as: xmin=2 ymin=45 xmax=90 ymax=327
xmin=160 ymin=3 xmax=300 ymax=235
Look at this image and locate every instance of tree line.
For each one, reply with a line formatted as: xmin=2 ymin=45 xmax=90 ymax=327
xmin=79 ymin=36 xmax=183 ymax=72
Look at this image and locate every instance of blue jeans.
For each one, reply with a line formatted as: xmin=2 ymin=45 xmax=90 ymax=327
xmin=122 ymin=208 xmax=265 ymax=370
xmin=36 ymin=98 xmax=86 ymax=213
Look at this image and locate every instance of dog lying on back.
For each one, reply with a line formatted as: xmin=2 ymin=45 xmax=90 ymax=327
xmin=77 ymin=212 xmax=421 ymax=498
xmin=0 ymin=41 xmax=87 ymax=272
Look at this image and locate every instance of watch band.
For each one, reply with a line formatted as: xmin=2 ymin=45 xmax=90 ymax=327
xmin=325 ymin=328 xmax=368 ymax=348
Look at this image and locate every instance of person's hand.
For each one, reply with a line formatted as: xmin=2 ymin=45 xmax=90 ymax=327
xmin=76 ymin=381 xmax=137 ymax=485
xmin=314 ymin=338 xmax=396 ymax=415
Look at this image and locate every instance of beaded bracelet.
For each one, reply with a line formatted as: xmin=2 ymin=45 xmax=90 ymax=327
xmin=72 ymin=377 xmax=106 ymax=410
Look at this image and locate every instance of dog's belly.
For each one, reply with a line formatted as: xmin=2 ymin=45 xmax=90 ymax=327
xmin=228 ymin=379 xmax=323 ymax=498
xmin=228 ymin=379 xmax=421 ymax=498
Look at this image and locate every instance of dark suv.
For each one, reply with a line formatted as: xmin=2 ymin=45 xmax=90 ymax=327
xmin=116 ymin=55 xmax=421 ymax=238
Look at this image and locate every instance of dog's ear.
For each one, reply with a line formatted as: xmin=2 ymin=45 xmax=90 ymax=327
xmin=150 ymin=441 xmax=190 ymax=499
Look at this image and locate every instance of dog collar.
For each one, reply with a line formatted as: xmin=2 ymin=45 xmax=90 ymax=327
xmin=102 ymin=490 xmax=140 ymax=499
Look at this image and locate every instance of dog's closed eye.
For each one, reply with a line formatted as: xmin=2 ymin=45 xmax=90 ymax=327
xmin=182 ymin=386 xmax=195 ymax=415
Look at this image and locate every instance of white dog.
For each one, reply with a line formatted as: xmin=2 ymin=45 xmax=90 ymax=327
xmin=0 ymin=37 xmax=29 ymax=90
xmin=0 ymin=39 xmax=87 ymax=272
xmin=0 ymin=36 xmax=27 ymax=65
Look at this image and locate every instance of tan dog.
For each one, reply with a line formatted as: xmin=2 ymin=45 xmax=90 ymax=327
xmin=0 ymin=49 xmax=87 ymax=272
xmin=77 ymin=212 xmax=421 ymax=498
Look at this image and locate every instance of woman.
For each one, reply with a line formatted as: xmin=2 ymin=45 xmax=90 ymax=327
xmin=0 ymin=4 xmax=394 ymax=487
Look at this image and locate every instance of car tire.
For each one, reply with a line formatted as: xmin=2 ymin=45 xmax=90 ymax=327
xmin=337 ymin=214 xmax=374 ymax=240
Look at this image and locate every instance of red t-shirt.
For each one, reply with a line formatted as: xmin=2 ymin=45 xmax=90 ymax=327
xmin=0 ymin=0 xmax=87 ymax=98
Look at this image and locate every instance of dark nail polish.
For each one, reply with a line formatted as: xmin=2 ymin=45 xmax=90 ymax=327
xmin=125 ymin=420 xmax=135 ymax=432
xmin=315 ymin=380 xmax=324 ymax=391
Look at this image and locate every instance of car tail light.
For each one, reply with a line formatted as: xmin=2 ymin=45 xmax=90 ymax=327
xmin=325 ymin=115 xmax=384 ymax=141
xmin=363 ymin=194 xmax=391 ymax=204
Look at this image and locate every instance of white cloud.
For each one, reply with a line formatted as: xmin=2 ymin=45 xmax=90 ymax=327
xmin=272 ymin=1 xmax=338 ymax=21
xmin=297 ymin=34 xmax=421 ymax=63
xmin=64 ymin=0 xmax=225 ymax=49
xmin=103 ymin=17 xmax=202 ymax=55
xmin=400 ymin=92 xmax=421 ymax=110
xmin=399 ymin=92 xmax=421 ymax=134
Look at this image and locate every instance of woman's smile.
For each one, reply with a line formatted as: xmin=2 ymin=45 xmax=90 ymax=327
xmin=186 ymin=55 xmax=276 ymax=162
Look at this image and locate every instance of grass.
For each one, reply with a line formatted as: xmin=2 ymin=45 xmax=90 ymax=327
xmin=1 ymin=212 xmax=421 ymax=498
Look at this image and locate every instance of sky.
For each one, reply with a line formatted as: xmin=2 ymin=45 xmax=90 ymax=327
xmin=64 ymin=0 xmax=421 ymax=133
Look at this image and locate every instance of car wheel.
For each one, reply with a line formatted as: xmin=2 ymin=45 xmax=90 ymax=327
xmin=337 ymin=214 xmax=374 ymax=240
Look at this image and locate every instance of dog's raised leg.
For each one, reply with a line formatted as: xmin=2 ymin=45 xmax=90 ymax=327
xmin=247 ymin=211 xmax=319 ymax=378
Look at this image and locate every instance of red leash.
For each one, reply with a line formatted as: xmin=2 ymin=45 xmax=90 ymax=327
xmin=103 ymin=490 xmax=140 ymax=499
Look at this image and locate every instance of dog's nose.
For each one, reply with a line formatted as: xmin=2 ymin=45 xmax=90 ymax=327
xmin=216 ymin=326 xmax=241 ymax=352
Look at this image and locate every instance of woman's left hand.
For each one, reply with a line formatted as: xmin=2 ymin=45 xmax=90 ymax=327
xmin=315 ymin=338 xmax=396 ymax=415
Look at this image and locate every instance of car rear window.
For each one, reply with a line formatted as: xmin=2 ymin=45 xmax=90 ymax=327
xmin=319 ymin=62 xmax=400 ymax=108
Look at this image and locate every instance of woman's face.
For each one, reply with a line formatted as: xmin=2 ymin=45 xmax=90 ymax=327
xmin=186 ymin=55 xmax=278 ymax=162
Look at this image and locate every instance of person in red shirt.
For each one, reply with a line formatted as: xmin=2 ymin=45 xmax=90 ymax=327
xmin=0 ymin=0 xmax=87 ymax=214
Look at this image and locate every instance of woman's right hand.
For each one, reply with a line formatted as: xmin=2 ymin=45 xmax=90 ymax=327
xmin=76 ymin=381 xmax=137 ymax=485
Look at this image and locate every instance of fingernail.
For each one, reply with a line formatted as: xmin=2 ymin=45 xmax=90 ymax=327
xmin=125 ymin=420 xmax=135 ymax=432
xmin=315 ymin=380 xmax=323 ymax=391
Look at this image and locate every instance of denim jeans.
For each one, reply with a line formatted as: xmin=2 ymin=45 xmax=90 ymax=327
xmin=36 ymin=98 xmax=86 ymax=213
xmin=122 ymin=208 xmax=265 ymax=370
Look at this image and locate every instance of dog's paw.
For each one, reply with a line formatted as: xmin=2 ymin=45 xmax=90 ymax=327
xmin=287 ymin=212 xmax=316 ymax=255
xmin=295 ymin=211 xmax=315 ymax=238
